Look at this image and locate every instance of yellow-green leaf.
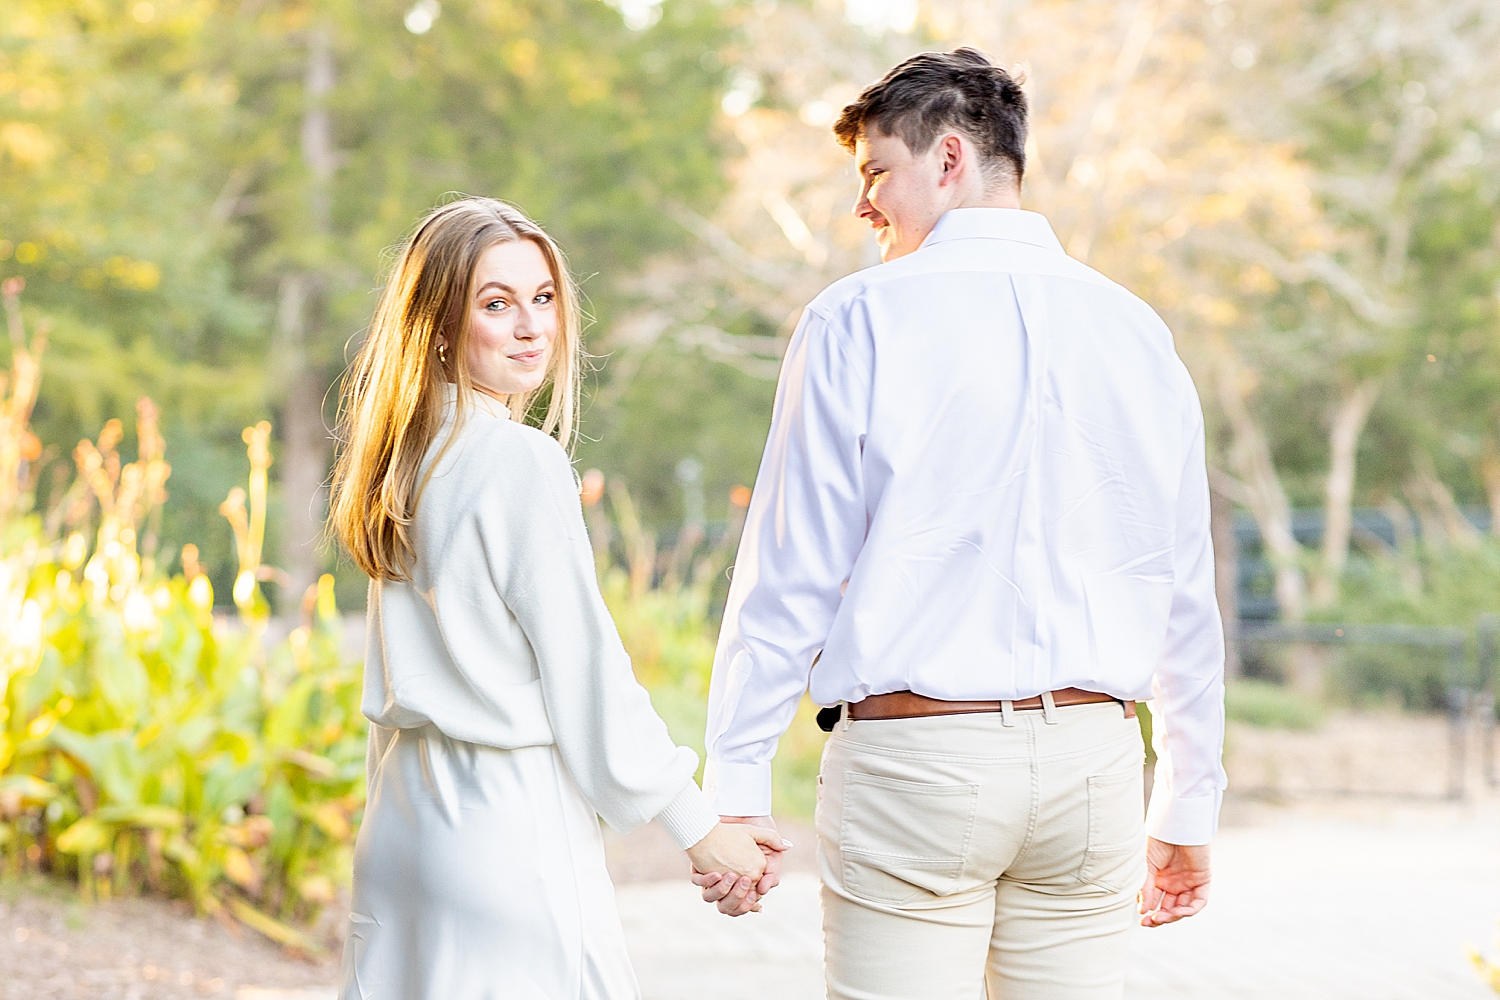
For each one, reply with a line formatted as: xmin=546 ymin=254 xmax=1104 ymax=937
xmin=310 ymin=801 xmax=351 ymax=841
xmin=95 ymin=804 xmax=183 ymax=829
xmin=0 ymin=774 xmax=59 ymax=804
xmin=223 ymin=845 xmax=259 ymax=889
xmin=226 ymin=899 xmax=327 ymax=957
xmin=56 ymin=817 xmax=113 ymax=855
xmin=162 ymin=833 xmax=200 ymax=867
xmin=281 ymin=748 xmax=336 ymax=778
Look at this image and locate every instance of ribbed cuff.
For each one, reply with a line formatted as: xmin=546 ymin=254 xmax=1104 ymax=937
xmin=702 ymin=759 xmax=773 ymax=817
xmin=1144 ymin=788 xmax=1222 ymax=846
xmin=653 ymin=780 xmax=720 ymax=850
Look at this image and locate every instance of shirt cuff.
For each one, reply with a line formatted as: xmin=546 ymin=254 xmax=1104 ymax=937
xmin=703 ymin=759 xmax=773 ymax=817
xmin=1144 ymin=786 xmax=1222 ymax=846
xmin=653 ymin=779 xmax=720 ymax=850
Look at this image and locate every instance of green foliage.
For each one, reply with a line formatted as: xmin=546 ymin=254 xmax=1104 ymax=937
xmin=578 ymin=343 xmax=774 ymax=532
xmin=1225 ymin=679 xmax=1325 ymax=731
xmin=1330 ymin=540 xmax=1500 ymax=629
xmin=1 ymin=401 xmax=363 ymax=948
xmin=2 ymin=0 xmax=738 ymax=594
xmin=1303 ymin=541 xmax=1500 ymax=709
xmin=593 ymin=479 xmax=827 ymax=821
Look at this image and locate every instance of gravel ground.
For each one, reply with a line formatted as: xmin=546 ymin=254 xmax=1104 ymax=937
xmin=0 ymin=879 xmax=337 ymax=1000
xmin=2 ymin=710 xmax=1495 ymax=999
xmin=0 ymin=819 xmax=815 ymax=1000
xmin=616 ymin=794 xmax=1500 ymax=1000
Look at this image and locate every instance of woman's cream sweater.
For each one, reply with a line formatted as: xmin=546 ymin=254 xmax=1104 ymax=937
xmin=361 ymin=389 xmax=719 ymax=849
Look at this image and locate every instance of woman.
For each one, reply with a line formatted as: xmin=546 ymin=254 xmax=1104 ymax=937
xmin=329 ymin=198 xmax=779 ymax=999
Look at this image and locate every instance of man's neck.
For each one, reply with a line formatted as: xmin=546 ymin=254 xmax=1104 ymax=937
xmin=891 ymin=186 xmax=1025 ymax=261
xmin=952 ymin=186 xmax=1022 ymax=211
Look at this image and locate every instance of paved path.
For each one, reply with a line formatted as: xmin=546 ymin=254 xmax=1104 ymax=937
xmin=616 ymin=797 xmax=1500 ymax=1000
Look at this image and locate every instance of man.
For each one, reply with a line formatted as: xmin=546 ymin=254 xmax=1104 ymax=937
xmin=693 ymin=47 xmax=1226 ymax=999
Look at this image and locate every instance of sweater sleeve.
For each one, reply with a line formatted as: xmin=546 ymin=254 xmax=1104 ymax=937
xmin=478 ymin=430 xmax=719 ymax=849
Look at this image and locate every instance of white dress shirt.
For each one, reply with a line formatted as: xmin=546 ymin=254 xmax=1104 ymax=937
xmin=704 ymin=208 xmax=1226 ymax=846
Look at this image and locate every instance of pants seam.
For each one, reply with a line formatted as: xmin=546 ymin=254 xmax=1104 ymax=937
xmin=1012 ymin=719 xmax=1043 ymax=865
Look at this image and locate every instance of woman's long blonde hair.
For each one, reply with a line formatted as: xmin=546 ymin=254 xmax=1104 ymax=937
xmin=329 ymin=197 xmax=582 ymax=582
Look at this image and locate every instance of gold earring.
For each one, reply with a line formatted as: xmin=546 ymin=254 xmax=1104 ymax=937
xmin=437 ymin=341 xmax=448 ymax=365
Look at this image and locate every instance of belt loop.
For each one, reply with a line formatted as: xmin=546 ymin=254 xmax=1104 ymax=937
xmin=1000 ymin=699 xmax=1016 ymax=727
xmin=1040 ymin=690 xmax=1059 ymax=725
xmin=840 ymin=701 xmax=852 ymax=731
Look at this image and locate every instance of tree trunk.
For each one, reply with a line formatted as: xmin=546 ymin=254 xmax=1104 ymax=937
xmin=1213 ymin=353 xmax=1306 ymax=623
xmin=1478 ymin=435 xmax=1500 ymax=533
xmin=1210 ymin=481 xmax=1242 ymax=678
xmin=277 ymin=26 xmax=337 ymax=613
xmin=1381 ymin=497 xmax=1423 ymax=598
xmin=1214 ymin=348 xmax=1322 ymax=693
xmin=1310 ymin=378 xmax=1380 ymax=609
xmin=1406 ymin=453 xmax=1480 ymax=551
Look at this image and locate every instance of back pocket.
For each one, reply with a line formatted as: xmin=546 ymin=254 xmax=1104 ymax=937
xmin=1076 ymin=767 xmax=1145 ymax=892
xmin=839 ymin=771 xmax=980 ymax=906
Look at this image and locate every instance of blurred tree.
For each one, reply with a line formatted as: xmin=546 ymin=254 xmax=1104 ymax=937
xmin=1215 ymin=0 xmax=1500 ymax=611
xmin=6 ymin=0 xmax=1499 ymax=628
xmin=2 ymin=0 xmax=735 ymax=605
xmin=0 ymin=1 xmax=268 ymax=588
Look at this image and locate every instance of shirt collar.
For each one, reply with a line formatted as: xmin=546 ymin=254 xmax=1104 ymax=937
xmin=919 ymin=208 xmax=1064 ymax=254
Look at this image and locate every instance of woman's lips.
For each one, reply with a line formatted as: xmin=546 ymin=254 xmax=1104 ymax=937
xmin=509 ymin=350 xmax=544 ymax=364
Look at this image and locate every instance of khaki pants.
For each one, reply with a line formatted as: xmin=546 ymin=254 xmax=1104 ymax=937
xmin=816 ymin=701 xmax=1145 ymax=1000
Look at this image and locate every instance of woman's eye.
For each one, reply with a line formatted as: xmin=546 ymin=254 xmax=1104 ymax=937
xmin=534 ymin=292 xmax=554 ymax=305
xmin=485 ymin=298 xmax=509 ymax=312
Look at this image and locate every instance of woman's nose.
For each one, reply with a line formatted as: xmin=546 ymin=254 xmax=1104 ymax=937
xmin=513 ymin=306 xmax=540 ymax=340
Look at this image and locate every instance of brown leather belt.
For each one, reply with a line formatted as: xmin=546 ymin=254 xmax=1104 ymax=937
xmin=847 ymin=687 xmax=1136 ymax=722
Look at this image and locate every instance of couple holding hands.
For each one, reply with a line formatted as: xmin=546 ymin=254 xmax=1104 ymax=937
xmin=331 ymin=46 xmax=1225 ymax=1000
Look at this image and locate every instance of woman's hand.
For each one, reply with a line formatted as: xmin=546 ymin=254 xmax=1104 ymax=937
xmin=691 ymin=815 xmax=789 ymax=916
xmin=684 ymin=822 xmax=784 ymax=905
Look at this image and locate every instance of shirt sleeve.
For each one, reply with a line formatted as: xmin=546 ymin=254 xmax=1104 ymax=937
xmin=704 ymin=306 xmax=872 ymax=816
xmin=1145 ymin=382 xmax=1229 ymax=845
xmin=486 ymin=432 xmax=719 ymax=850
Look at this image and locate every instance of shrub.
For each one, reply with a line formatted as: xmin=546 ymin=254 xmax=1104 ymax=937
xmin=1225 ymin=679 xmax=1324 ymax=730
xmin=1 ymin=297 xmax=362 ymax=950
xmin=1311 ymin=540 xmax=1500 ymax=709
xmin=589 ymin=478 xmax=829 ymax=821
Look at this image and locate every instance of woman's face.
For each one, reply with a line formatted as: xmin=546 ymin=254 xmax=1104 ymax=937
xmin=456 ymin=239 xmax=557 ymax=397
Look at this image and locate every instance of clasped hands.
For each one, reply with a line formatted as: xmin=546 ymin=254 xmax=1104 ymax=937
xmin=684 ymin=815 xmax=787 ymax=917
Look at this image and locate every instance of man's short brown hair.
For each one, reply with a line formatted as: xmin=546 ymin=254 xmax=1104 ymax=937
xmin=833 ymin=47 xmax=1028 ymax=188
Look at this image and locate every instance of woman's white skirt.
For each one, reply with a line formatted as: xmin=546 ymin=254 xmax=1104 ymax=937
xmin=338 ymin=723 xmax=641 ymax=1000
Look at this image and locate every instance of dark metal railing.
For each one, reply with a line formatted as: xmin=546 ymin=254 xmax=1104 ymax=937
xmin=1239 ymin=621 xmax=1487 ymax=800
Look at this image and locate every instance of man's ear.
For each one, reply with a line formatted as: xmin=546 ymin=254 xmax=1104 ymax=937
xmin=937 ymin=134 xmax=966 ymax=184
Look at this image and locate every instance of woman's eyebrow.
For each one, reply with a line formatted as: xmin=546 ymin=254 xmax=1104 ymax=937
xmin=475 ymin=278 xmax=555 ymax=295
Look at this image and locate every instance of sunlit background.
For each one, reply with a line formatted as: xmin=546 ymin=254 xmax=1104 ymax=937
xmin=3 ymin=1 xmax=1500 ymax=997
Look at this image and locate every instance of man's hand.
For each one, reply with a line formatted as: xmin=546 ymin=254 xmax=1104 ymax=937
xmin=690 ymin=815 xmax=789 ymax=917
xmin=1138 ymin=837 xmax=1211 ymax=927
